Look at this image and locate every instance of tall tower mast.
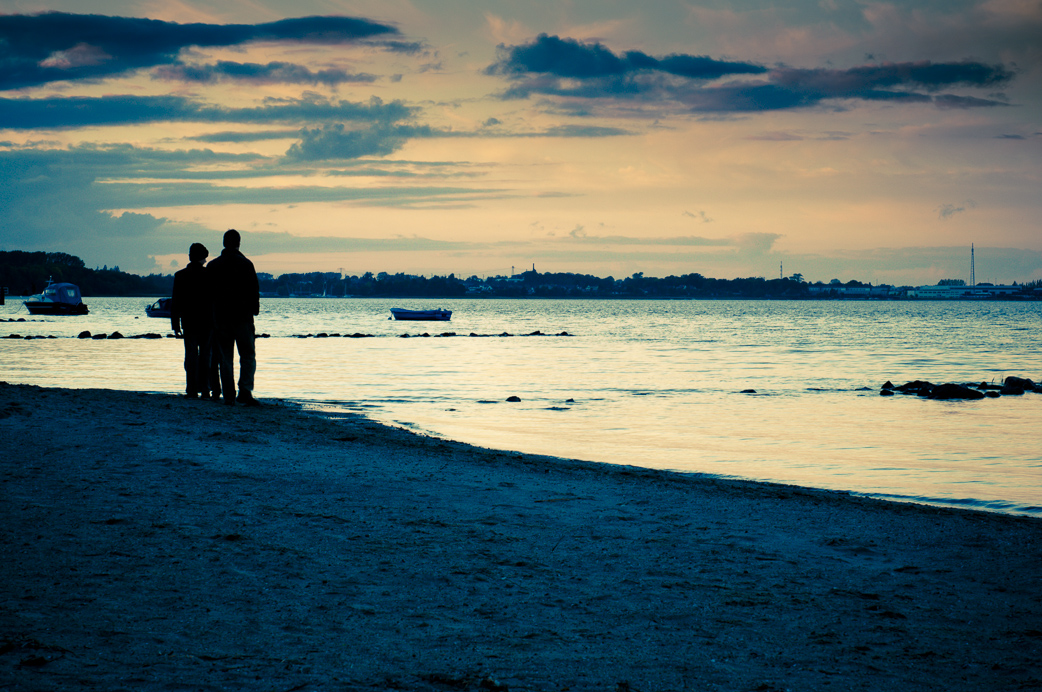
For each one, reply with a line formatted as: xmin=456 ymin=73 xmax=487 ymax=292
xmin=971 ymin=244 xmax=975 ymax=287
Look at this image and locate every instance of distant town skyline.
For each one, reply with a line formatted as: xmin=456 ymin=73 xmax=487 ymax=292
xmin=1 ymin=1 xmax=1040 ymax=287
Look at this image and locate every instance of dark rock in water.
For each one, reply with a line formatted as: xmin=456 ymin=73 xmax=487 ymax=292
xmin=880 ymin=389 xmax=895 ymax=396
xmin=1002 ymin=376 xmax=1038 ymax=394
xmin=438 ymin=332 xmax=456 ymax=337
xmin=506 ymin=395 xmax=521 ymax=402
xmin=78 ymin=331 xmax=91 ymax=339
xmin=566 ymin=398 xmax=575 ymax=403
xmin=985 ymin=391 xmax=1001 ymax=398
xmin=144 ymin=333 xmax=162 ymax=339
xmin=740 ymin=389 xmax=757 ymax=394
xmin=882 ymin=381 xmax=895 ymax=390
xmin=558 ymin=331 xmax=571 ymax=336
xmin=895 ymin=380 xmax=934 ymax=396
xmin=1005 ymin=376 xmax=1035 ymax=389
xmin=528 ymin=330 xmax=543 ymax=336
xmin=3 ymin=334 xmax=20 ymax=339
xmin=91 ymin=333 xmax=107 ymax=340
xmin=316 ymin=333 xmax=328 ymax=338
xmin=929 ymin=383 xmax=985 ymax=400
xmin=108 ymin=331 xmax=123 ymax=339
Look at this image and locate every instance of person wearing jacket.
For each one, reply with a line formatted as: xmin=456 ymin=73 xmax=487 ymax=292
xmin=207 ymin=229 xmax=261 ymax=406
xmin=170 ymin=243 xmax=215 ymax=399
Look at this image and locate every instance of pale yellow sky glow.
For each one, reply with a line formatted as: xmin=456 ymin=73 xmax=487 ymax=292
xmin=1 ymin=0 xmax=1040 ymax=284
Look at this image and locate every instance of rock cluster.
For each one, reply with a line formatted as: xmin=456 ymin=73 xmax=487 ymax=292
xmin=881 ymin=376 xmax=1040 ymax=400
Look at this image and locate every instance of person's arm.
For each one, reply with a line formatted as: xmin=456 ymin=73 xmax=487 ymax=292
xmin=170 ymin=275 xmax=182 ymax=336
xmin=250 ymin=266 xmax=260 ymax=316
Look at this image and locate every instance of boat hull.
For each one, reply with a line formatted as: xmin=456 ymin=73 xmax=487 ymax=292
xmin=24 ymin=301 xmax=89 ymax=316
xmin=390 ymin=308 xmax=452 ymax=321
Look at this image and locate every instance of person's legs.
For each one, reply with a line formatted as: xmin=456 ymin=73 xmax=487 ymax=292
xmin=235 ymin=317 xmax=257 ymax=398
xmin=215 ymin=326 xmax=236 ymax=404
xmin=197 ymin=328 xmax=213 ymax=397
xmin=183 ymin=332 xmax=201 ymax=396
xmin=207 ymin=330 xmax=222 ymax=400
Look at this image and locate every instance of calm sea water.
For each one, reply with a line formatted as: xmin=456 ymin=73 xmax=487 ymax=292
xmin=3 ymin=297 xmax=1040 ymax=516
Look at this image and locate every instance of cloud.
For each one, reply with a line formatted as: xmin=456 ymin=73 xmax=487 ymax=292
xmin=938 ymin=200 xmax=977 ymax=220
xmin=557 ymin=232 xmax=777 ymax=250
xmin=0 ymin=94 xmax=414 ymax=129
xmin=487 ymin=34 xmax=1016 ymax=113
xmin=933 ymin=94 xmax=1010 ymax=109
xmin=0 ymin=12 xmax=398 ymax=90
xmin=536 ymin=124 xmax=630 ymax=137
xmin=487 ymin=34 xmax=767 ymax=80
xmin=0 ymin=143 xmax=509 ymax=272
xmin=683 ymin=210 xmax=713 ymax=223
xmin=189 ymin=130 xmax=301 ymax=143
xmin=285 ymin=123 xmax=426 ymax=160
xmin=770 ymin=62 xmax=1014 ymax=94
xmin=734 ymin=232 xmax=782 ymax=253
xmin=154 ymin=61 xmax=378 ymax=86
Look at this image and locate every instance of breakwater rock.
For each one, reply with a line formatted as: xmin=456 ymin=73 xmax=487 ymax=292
xmin=881 ymin=376 xmax=1040 ymax=400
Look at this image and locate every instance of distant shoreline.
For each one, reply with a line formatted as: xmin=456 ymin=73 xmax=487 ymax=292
xmin=6 ymin=293 xmax=1041 ymax=304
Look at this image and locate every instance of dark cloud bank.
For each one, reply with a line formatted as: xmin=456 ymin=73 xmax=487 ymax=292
xmin=0 ymin=12 xmax=399 ymax=90
xmin=154 ymin=61 xmax=378 ymax=87
xmin=488 ymin=34 xmax=1015 ymax=111
xmin=0 ymin=94 xmax=413 ymax=130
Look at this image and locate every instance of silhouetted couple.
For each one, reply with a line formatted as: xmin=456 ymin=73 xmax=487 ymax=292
xmin=171 ymin=229 xmax=261 ymax=406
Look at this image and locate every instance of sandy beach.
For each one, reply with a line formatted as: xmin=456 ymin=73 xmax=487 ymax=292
xmin=1 ymin=382 xmax=1039 ymax=691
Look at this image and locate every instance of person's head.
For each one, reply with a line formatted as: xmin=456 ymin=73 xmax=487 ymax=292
xmin=223 ymin=229 xmax=241 ymax=249
xmin=189 ymin=243 xmax=208 ymax=263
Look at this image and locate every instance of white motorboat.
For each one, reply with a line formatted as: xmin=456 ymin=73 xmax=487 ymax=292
xmin=24 ymin=278 xmax=89 ymax=315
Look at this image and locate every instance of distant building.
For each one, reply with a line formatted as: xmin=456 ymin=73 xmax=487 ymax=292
xmin=807 ymin=283 xmax=895 ymax=298
xmin=913 ymin=284 xmax=1020 ymax=298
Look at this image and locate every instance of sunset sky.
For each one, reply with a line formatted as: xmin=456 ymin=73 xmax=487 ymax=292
xmin=1 ymin=0 xmax=1039 ymax=285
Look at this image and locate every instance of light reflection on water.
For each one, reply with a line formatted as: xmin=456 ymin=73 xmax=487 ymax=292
xmin=3 ymin=297 xmax=1040 ymax=516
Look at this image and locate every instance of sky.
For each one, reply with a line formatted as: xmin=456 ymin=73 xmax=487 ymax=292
xmin=1 ymin=0 xmax=1040 ymax=286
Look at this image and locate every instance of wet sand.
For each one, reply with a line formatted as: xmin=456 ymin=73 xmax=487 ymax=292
xmin=1 ymin=382 xmax=1040 ymax=691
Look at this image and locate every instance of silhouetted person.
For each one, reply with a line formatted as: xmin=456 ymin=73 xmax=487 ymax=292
xmin=171 ymin=243 xmax=215 ymax=399
xmin=208 ymin=229 xmax=261 ymax=406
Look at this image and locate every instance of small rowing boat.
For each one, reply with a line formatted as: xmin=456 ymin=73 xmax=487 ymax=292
xmin=389 ymin=308 xmax=452 ymax=321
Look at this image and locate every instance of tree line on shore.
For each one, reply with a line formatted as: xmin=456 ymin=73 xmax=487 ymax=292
xmin=0 ymin=252 xmax=813 ymax=298
xmin=2 ymin=250 xmax=1039 ymax=300
xmin=283 ymin=270 xmax=814 ymax=299
xmin=0 ymin=251 xmax=173 ymax=297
